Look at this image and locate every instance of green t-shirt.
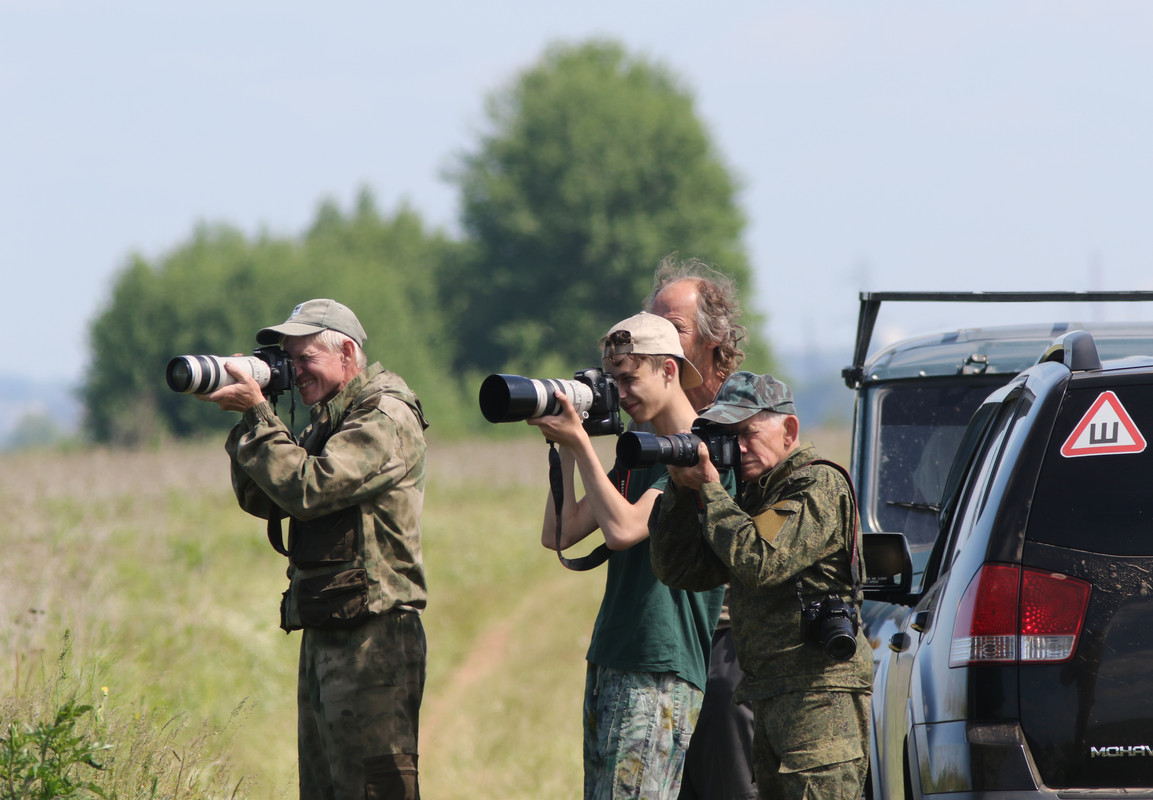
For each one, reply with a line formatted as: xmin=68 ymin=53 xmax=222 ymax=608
xmin=585 ymin=461 xmax=727 ymax=691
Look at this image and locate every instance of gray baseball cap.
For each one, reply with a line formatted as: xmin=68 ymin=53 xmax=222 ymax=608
xmin=697 ymin=371 xmax=796 ymax=425
xmin=601 ymin=311 xmax=704 ymax=389
xmin=256 ymin=299 xmax=367 ymax=347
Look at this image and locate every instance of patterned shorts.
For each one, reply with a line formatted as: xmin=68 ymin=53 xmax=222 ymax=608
xmin=583 ymin=664 xmax=703 ymax=800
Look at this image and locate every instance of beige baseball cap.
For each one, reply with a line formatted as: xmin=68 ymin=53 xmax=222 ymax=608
xmin=256 ymin=299 xmax=367 ymax=347
xmin=600 ymin=311 xmax=704 ymax=390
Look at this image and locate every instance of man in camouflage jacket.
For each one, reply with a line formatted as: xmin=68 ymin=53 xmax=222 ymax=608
xmin=202 ymin=298 xmax=429 ymax=800
xmin=648 ymin=371 xmax=871 ymax=800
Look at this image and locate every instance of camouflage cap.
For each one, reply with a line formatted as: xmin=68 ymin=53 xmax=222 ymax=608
xmin=256 ymin=299 xmax=367 ymax=347
xmin=601 ymin=311 xmax=704 ymax=389
xmin=697 ymin=371 xmax=796 ymax=425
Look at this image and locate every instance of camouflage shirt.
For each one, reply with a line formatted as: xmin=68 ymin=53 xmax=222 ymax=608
xmin=226 ymin=363 xmax=429 ymax=623
xmin=650 ymin=444 xmax=872 ymax=702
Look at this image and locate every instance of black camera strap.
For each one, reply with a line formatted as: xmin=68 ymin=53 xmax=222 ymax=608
xmin=263 ymin=399 xmax=306 ymax=560
xmin=548 ymin=442 xmax=612 ymax=571
xmin=267 ymin=389 xmax=298 ymax=437
xmin=794 ymin=458 xmax=863 ymax=604
xmin=267 ymin=505 xmax=290 ymax=558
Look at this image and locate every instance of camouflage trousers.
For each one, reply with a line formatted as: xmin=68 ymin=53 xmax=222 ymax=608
xmin=750 ymin=689 xmax=869 ymax=800
xmin=583 ymin=664 xmax=703 ymax=800
xmin=297 ymin=609 xmax=426 ymax=800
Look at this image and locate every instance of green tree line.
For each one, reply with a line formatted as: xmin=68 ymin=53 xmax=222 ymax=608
xmin=83 ymin=39 xmax=772 ymax=445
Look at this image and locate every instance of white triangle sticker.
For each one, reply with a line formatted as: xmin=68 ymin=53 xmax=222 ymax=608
xmin=1060 ymin=390 xmax=1147 ymax=458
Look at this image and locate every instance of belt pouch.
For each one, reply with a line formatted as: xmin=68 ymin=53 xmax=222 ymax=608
xmin=288 ymin=567 xmax=370 ymax=631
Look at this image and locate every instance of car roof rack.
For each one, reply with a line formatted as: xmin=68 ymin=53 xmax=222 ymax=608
xmin=843 ymin=291 xmax=1153 ymax=388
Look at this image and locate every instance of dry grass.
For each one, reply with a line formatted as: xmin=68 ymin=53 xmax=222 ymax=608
xmin=1 ymin=426 xmax=850 ymax=799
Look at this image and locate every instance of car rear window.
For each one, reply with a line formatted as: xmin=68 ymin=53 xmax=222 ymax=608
xmin=1028 ymin=382 xmax=1153 ymax=556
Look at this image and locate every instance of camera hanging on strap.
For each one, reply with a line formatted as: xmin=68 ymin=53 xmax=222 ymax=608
xmin=794 ymin=458 xmax=864 ymax=661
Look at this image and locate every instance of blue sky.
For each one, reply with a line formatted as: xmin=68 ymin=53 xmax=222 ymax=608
xmin=4 ymin=1 xmax=1151 ymax=384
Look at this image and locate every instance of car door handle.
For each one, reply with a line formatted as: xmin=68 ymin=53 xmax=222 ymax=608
xmin=910 ymin=610 xmax=932 ymax=633
xmin=889 ymin=632 xmax=912 ymax=652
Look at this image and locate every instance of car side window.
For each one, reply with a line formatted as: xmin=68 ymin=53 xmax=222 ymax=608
xmin=869 ymin=382 xmax=999 ymax=545
xmin=938 ymin=394 xmax=1020 ymax=575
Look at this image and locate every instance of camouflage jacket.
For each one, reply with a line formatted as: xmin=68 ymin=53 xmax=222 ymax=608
xmin=650 ymin=444 xmax=872 ymax=701
xmin=226 ymin=363 xmax=429 ymax=628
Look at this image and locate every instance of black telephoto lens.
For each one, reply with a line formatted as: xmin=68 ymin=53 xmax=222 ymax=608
xmin=616 ymin=431 xmax=702 ymax=469
xmin=617 ymin=431 xmax=661 ymax=469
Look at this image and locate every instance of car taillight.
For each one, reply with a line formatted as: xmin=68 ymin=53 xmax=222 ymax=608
xmin=950 ymin=564 xmax=1091 ymax=667
xmin=1020 ymin=568 xmax=1092 ymax=662
xmin=950 ymin=564 xmax=1019 ymax=665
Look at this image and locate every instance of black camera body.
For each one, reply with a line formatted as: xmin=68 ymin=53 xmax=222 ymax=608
xmin=615 ymin=421 xmax=740 ymax=471
xmin=166 ymin=345 xmax=295 ymax=398
xmin=801 ymin=595 xmax=860 ymax=662
xmin=253 ymin=345 xmax=294 ymax=397
xmin=478 ymin=367 xmax=623 ymax=436
xmin=570 ymin=367 xmax=624 ymax=436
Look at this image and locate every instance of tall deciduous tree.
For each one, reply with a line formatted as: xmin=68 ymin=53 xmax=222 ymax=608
xmin=445 ymin=39 xmax=762 ymax=375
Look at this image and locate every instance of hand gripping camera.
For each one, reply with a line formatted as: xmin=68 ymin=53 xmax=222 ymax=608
xmin=478 ymin=368 xmax=623 ymax=436
xmin=801 ymin=595 xmax=860 ymax=662
xmin=615 ymin=421 xmax=740 ymax=471
xmin=165 ymin=346 xmax=295 ymax=397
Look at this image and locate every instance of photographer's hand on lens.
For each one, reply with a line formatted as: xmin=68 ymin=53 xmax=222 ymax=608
xmin=526 ymin=391 xmax=588 ymax=448
xmin=666 ymin=442 xmax=721 ymax=490
xmin=196 ymin=357 xmax=267 ymax=413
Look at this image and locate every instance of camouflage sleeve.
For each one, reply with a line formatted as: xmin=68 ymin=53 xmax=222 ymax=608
xmin=224 ymin=404 xmax=277 ymax=520
xmin=648 ymin=481 xmax=728 ymax=591
xmin=699 ymin=467 xmax=851 ymax=591
xmin=228 ymin=395 xmax=420 ymax=521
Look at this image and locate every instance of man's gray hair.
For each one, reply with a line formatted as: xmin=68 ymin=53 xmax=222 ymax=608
xmin=754 ymin=409 xmax=790 ymax=428
xmin=643 ymin=253 xmax=747 ymax=376
xmin=289 ymin=329 xmax=368 ymax=370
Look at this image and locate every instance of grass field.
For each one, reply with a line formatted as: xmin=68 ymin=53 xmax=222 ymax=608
xmin=0 ymin=428 xmax=848 ymax=799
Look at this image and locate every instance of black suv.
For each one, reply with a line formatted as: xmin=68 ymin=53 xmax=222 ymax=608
xmin=864 ymin=326 xmax=1153 ymax=797
xmin=846 ymin=293 xmax=1153 ymax=652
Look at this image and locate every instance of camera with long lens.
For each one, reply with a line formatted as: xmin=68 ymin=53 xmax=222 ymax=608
xmin=616 ymin=421 xmax=740 ymax=471
xmin=478 ymin=368 xmax=623 ymax=436
xmin=801 ymin=595 xmax=860 ymax=661
xmin=166 ymin=345 xmax=295 ymax=397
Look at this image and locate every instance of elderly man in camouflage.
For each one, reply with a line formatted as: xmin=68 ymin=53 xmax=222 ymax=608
xmin=648 ymin=372 xmax=872 ymax=800
xmin=200 ymin=298 xmax=429 ymax=800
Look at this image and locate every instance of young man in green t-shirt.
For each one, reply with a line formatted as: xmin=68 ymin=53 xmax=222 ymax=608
xmin=528 ymin=311 xmax=725 ymax=800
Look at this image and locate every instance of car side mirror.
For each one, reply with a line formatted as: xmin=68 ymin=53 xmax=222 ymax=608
xmin=862 ymin=532 xmax=914 ymax=603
